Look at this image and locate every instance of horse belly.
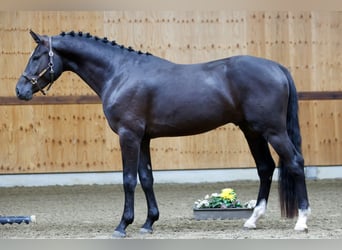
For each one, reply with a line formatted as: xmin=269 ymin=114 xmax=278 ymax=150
xmin=147 ymin=101 xmax=237 ymax=138
xmin=148 ymin=120 xmax=227 ymax=138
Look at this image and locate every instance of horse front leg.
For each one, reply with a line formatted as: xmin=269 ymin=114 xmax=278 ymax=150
xmin=113 ymin=129 xmax=141 ymax=238
xmin=138 ymin=138 xmax=159 ymax=234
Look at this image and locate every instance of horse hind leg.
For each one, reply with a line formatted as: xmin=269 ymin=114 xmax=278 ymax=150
xmin=267 ymin=132 xmax=310 ymax=232
xmin=138 ymin=138 xmax=159 ymax=234
xmin=242 ymin=130 xmax=276 ymax=229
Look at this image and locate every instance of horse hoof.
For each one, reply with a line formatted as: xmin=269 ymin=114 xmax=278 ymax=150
xmin=294 ymin=226 xmax=309 ymax=233
xmin=243 ymin=221 xmax=256 ymax=229
xmin=295 ymin=228 xmax=309 ymax=233
xmin=140 ymin=227 xmax=153 ymax=234
xmin=112 ymin=230 xmax=126 ymax=238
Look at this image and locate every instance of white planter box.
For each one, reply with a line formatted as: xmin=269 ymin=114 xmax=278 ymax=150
xmin=193 ymin=208 xmax=253 ymax=220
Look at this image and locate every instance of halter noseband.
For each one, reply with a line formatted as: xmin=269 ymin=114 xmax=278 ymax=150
xmin=22 ymin=36 xmax=55 ymax=95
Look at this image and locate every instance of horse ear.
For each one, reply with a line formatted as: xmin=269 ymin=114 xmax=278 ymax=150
xmin=30 ymin=30 xmax=41 ymax=44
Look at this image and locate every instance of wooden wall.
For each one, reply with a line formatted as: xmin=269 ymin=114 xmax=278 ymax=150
xmin=0 ymin=11 xmax=341 ymax=174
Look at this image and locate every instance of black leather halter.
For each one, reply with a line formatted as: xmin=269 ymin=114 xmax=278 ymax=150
xmin=21 ymin=36 xmax=55 ymax=95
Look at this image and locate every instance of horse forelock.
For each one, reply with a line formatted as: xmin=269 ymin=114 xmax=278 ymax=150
xmin=59 ymin=31 xmax=152 ymax=56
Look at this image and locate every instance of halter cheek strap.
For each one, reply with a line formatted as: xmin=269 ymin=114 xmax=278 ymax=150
xmin=47 ymin=36 xmax=55 ymax=90
xmin=22 ymin=36 xmax=55 ymax=95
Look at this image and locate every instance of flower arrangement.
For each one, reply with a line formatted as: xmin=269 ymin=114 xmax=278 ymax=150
xmin=194 ymin=188 xmax=254 ymax=209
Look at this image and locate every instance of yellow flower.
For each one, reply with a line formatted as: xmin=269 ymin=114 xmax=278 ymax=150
xmin=220 ymin=188 xmax=236 ymax=201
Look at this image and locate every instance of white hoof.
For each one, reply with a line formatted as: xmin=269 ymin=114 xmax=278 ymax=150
xmin=294 ymin=223 xmax=308 ymax=232
xmin=243 ymin=220 xmax=256 ymax=229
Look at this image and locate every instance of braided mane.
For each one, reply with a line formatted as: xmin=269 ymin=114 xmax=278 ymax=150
xmin=59 ymin=31 xmax=152 ymax=56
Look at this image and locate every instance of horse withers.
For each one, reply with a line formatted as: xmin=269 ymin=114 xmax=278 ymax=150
xmin=16 ymin=30 xmax=310 ymax=237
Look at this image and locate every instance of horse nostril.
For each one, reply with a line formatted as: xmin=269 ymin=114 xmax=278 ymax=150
xmin=16 ymin=87 xmax=20 ymax=97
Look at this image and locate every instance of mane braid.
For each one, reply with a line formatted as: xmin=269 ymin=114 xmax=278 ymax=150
xmin=59 ymin=31 xmax=152 ymax=56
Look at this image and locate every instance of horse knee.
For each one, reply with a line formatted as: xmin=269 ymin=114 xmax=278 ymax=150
xmin=123 ymin=174 xmax=137 ymax=192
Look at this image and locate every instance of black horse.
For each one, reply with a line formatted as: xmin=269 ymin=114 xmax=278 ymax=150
xmin=16 ymin=30 xmax=310 ymax=237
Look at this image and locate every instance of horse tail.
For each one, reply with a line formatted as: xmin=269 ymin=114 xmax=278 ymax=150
xmin=278 ymin=65 xmax=302 ymax=218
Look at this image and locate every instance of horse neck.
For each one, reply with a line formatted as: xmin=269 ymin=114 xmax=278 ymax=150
xmin=54 ymin=35 xmax=132 ymax=97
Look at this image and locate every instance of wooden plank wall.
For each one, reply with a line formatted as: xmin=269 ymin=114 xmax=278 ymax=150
xmin=0 ymin=11 xmax=341 ymax=174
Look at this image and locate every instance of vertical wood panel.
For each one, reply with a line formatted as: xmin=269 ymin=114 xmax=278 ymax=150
xmin=0 ymin=11 xmax=341 ymax=174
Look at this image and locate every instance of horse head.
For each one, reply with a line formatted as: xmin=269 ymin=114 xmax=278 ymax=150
xmin=16 ymin=30 xmax=63 ymax=100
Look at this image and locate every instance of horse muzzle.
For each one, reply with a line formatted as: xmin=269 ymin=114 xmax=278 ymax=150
xmin=16 ymin=84 xmax=33 ymax=101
